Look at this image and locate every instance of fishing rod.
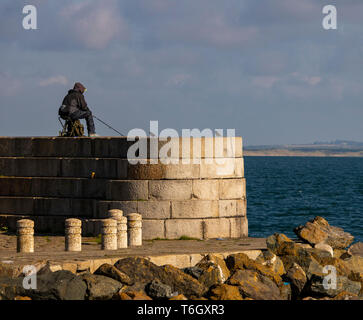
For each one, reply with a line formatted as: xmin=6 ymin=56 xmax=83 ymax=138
xmin=93 ymin=115 xmax=125 ymax=136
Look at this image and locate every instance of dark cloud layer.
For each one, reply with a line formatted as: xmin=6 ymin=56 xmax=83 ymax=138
xmin=0 ymin=0 xmax=362 ymax=145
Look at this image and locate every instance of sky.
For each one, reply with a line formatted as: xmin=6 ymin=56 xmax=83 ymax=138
xmin=0 ymin=0 xmax=362 ymax=145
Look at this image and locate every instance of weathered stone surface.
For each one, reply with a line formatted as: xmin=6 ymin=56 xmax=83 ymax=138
xmin=149 ymin=180 xmax=192 ymax=200
xmin=279 ymin=282 xmax=292 ymax=300
xmin=314 ymin=243 xmax=334 ymax=257
xmin=348 ymin=242 xmax=363 ymax=257
xmin=219 ymin=179 xmax=246 ymax=200
xmin=294 ymin=216 xmax=354 ymax=249
xmin=192 ymin=180 xmax=219 ymax=200
xmin=332 ymin=291 xmax=359 ymax=300
xmin=285 ymin=263 xmax=307 ymax=296
xmin=192 ymin=254 xmax=231 ymax=288
xmin=114 ymin=257 xmax=206 ymax=298
xmin=255 ymin=250 xmax=285 ymax=276
xmin=207 ymin=284 xmax=243 ymax=300
xmin=116 ymin=290 xmax=152 ymax=300
xmin=266 ymin=233 xmax=293 ymax=254
xmin=82 ymin=273 xmax=123 ymax=300
xmin=306 ymin=274 xmax=361 ymax=298
xmin=145 ymin=279 xmax=174 ymax=299
xmin=165 ymin=219 xmax=203 ymax=239
xmin=203 ymin=218 xmax=230 ymax=239
xmin=1 ymin=270 xmax=88 ymax=300
xmin=227 ymin=269 xmax=281 ymax=300
xmin=225 ymin=253 xmax=282 ymax=286
xmin=142 ymin=219 xmax=165 ymax=240
xmin=94 ymin=264 xmax=134 ymax=285
xmin=171 ymin=200 xmax=219 ymax=219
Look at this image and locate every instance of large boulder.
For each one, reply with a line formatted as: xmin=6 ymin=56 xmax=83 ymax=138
xmin=348 ymin=242 xmax=363 ymax=257
xmin=145 ymin=280 xmax=174 ymax=300
xmin=306 ymin=273 xmax=361 ymax=298
xmin=294 ymin=216 xmax=354 ymax=249
xmin=186 ymin=254 xmax=230 ymax=289
xmin=266 ymin=233 xmax=293 ymax=254
xmin=206 ymin=284 xmax=243 ymax=300
xmin=255 ymin=250 xmax=286 ymax=276
xmin=284 ymin=263 xmax=307 ymax=297
xmin=225 ymin=253 xmax=282 ymax=286
xmin=94 ymin=264 xmax=134 ymax=285
xmin=82 ymin=273 xmax=123 ymax=300
xmin=114 ymin=257 xmax=206 ymax=298
xmin=227 ymin=269 xmax=281 ymax=300
xmin=4 ymin=270 xmax=88 ymax=300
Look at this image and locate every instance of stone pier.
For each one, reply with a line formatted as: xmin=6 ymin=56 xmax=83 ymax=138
xmin=0 ymin=137 xmax=247 ymax=240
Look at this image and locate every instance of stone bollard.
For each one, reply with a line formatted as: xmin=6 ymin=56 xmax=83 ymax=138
xmin=127 ymin=213 xmax=142 ymax=247
xmin=17 ymin=219 xmax=34 ymax=253
xmin=65 ymin=219 xmax=82 ymax=252
xmin=108 ymin=209 xmax=127 ymax=249
xmin=101 ymin=219 xmax=117 ymax=250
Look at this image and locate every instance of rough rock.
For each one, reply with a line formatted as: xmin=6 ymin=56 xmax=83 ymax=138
xmin=284 ymin=263 xmax=307 ymax=296
xmin=20 ymin=270 xmax=86 ymax=300
xmin=94 ymin=263 xmax=134 ymax=285
xmin=227 ymin=269 xmax=281 ymax=300
xmin=348 ymin=242 xmax=363 ymax=257
xmin=14 ymin=296 xmax=32 ymax=300
xmin=190 ymin=254 xmax=230 ymax=288
xmin=332 ymin=291 xmax=359 ymax=300
xmin=116 ymin=290 xmax=152 ymax=300
xmin=0 ymin=277 xmax=24 ymax=300
xmin=314 ymin=243 xmax=333 ymax=257
xmin=183 ymin=266 xmax=204 ymax=279
xmin=279 ymin=282 xmax=292 ymax=300
xmin=255 ymin=250 xmax=285 ymax=276
xmin=225 ymin=253 xmax=282 ymax=286
xmin=306 ymin=274 xmax=361 ymax=298
xmin=207 ymin=284 xmax=243 ymax=300
xmin=266 ymin=233 xmax=293 ymax=254
xmin=145 ymin=280 xmax=174 ymax=300
xmin=82 ymin=273 xmax=123 ymax=300
xmin=294 ymin=216 xmax=354 ymax=249
xmin=114 ymin=257 xmax=206 ymax=298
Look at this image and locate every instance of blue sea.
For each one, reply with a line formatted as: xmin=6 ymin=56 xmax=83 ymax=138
xmin=244 ymin=157 xmax=363 ymax=243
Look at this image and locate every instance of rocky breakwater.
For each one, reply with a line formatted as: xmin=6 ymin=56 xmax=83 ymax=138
xmin=0 ymin=216 xmax=362 ymax=300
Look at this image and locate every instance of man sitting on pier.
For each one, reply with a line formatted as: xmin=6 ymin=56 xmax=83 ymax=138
xmin=59 ymin=82 xmax=99 ymax=137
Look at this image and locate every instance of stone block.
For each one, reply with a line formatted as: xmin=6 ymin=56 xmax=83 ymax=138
xmin=137 ymin=201 xmax=171 ymax=219
xmin=203 ymin=218 xmax=230 ymax=239
xmin=149 ymin=254 xmax=191 ymax=269
xmin=165 ymin=219 xmax=204 ymax=239
xmin=236 ymin=199 xmax=247 ymax=217
xmin=0 ymin=177 xmax=32 ymax=196
xmin=218 ymin=200 xmax=237 ymax=218
xmin=192 ymin=180 xmax=219 ymax=200
xmin=0 ymin=197 xmax=33 ymax=215
xmin=108 ymin=180 xmax=148 ymax=201
xmin=171 ymin=200 xmax=219 ymax=219
xmin=149 ymin=180 xmax=192 ymax=200
xmin=142 ymin=219 xmax=165 ymax=239
xmin=200 ymin=158 xmax=244 ymax=179
xmin=97 ymin=201 xmax=138 ymax=218
xmin=219 ymin=178 xmax=246 ymax=200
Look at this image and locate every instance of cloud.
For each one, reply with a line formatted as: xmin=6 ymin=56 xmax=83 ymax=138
xmin=59 ymin=0 xmax=127 ymax=49
xmin=252 ymin=76 xmax=279 ymax=88
xmin=38 ymin=75 xmax=68 ymax=87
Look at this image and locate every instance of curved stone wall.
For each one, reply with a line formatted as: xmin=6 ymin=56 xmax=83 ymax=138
xmin=0 ymin=137 xmax=247 ymax=240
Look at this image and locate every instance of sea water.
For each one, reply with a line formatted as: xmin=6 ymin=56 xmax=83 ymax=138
xmin=244 ymin=156 xmax=363 ymax=243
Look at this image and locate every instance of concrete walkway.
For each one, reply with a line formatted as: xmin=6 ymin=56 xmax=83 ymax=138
xmin=0 ymin=233 xmax=266 ymax=276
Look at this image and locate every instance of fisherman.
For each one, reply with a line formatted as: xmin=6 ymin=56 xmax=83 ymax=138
xmin=59 ymin=82 xmax=99 ymax=137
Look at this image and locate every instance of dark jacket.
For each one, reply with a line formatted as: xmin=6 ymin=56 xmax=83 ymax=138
xmin=61 ymin=88 xmax=89 ymax=113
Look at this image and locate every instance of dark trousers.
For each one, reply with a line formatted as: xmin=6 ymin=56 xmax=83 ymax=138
xmin=70 ymin=110 xmax=96 ymax=134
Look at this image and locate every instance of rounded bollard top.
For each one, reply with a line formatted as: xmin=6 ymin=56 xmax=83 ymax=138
xmin=119 ymin=216 xmax=127 ymax=224
xmin=101 ymin=218 xmax=117 ymax=227
xmin=127 ymin=213 xmax=142 ymax=221
xmin=108 ymin=209 xmax=123 ymax=220
xmin=17 ymin=219 xmax=34 ymax=228
xmin=65 ymin=218 xmax=82 ymax=227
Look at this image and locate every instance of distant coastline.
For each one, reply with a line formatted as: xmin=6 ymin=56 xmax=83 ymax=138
xmin=244 ymin=140 xmax=363 ymax=157
xmin=244 ymin=150 xmax=363 ymax=157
